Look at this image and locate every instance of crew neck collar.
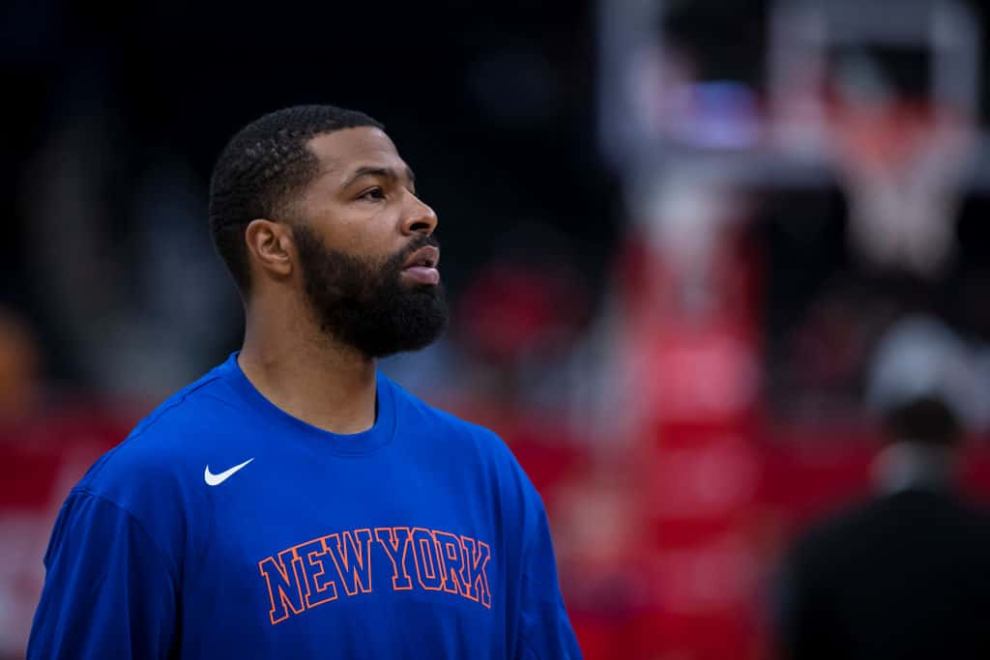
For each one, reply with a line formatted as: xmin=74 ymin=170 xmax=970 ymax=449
xmin=219 ymin=351 xmax=397 ymax=456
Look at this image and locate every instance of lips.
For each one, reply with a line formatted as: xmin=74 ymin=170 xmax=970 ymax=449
xmin=401 ymin=245 xmax=441 ymax=286
xmin=404 ymin=245 xmax=440 ymax=269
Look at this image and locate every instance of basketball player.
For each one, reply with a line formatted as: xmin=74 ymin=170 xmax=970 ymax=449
xmin=28 ymin=105 xmax=581 ymax=659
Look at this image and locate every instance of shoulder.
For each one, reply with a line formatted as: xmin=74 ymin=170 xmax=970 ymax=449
xmin=385 ymin=375 xmax=512 ymax=454
xmin=794 ymin=498 xmax=879 ymax=545
xmin=783 ymin=499 xmax=878 ymax=576
xmin=383 ymin=375 xmax=541 ymax=495
xmin=127 ymin=361 xmax=247 ymax=448
xmin=788 ymin=492 xmax=954 ymax=571
xmin=76 ymin=364 xmax=238 ymax=507
xmin=801 ymin=491 xmax=990 ymax=546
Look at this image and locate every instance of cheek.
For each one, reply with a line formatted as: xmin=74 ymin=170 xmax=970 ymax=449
xmin=329 ymin=213 xmax=400 ymax=258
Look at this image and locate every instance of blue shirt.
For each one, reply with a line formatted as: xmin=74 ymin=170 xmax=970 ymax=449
xmin=28 ymin=353 xmax=581 ymax=659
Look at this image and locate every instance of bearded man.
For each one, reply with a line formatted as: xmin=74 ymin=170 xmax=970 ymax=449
xmin=28 ymin=105 xmax=581 ymax=660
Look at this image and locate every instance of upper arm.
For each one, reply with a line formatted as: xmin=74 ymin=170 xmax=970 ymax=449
xmin=27 ymin=490 xmax=179 ymax=660
xmin=514 ymin=478 xmax=582 ymax=659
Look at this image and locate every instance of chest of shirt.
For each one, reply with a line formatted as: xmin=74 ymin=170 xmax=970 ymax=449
xmin=176 ymin=445 xmax=504 ymax=655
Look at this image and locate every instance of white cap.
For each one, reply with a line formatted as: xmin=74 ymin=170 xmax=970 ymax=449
xmin=866 ymin=314 xmax=988 ymax=431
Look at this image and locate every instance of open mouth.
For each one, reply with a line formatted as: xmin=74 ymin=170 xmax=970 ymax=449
xmin=401 ymin=245 xmax=441 ymax=285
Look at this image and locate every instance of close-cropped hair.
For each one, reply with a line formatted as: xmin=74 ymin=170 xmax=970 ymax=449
xmin=208 ymin=104 xmax=384 ymax=291
xmin=884 ymin=395 xmax=963 ymax=447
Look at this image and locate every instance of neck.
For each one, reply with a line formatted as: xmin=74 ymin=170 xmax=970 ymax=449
xmin=872 ymin=441 xmax=957 ymax=495
xmin=238 ymin=293 xmax=377 ymax=435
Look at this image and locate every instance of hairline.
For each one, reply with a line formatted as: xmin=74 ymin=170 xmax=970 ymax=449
xmin=272 ymin=125 xmax=383 ymax=222
xmin=285 ymin=127 xmax=414 ymax=218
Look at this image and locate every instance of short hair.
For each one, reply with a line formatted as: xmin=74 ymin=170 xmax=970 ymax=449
xmin=883 ymin=395 xmax=963 ymax=448
xmin=208 ymin=104 xmax=384 ymax=291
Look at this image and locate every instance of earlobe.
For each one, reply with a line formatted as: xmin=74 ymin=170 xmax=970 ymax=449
xmin=245 ymin=219 xmax=293 ymax=279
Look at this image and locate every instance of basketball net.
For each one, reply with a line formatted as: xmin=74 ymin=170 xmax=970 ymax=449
xmin=828 ymin=99 xmax=973 ymax=279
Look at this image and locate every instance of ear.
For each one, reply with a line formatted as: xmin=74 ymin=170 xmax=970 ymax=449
xmin=244 ymin=219 xmax=294 ymax=280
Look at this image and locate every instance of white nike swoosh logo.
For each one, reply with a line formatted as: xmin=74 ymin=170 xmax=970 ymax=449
xmin=204 ymin=458 xmax=255 ymax=486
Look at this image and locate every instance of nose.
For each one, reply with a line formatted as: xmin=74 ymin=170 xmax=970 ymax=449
xmin=401 ymin=193 xmax=438 ymax=236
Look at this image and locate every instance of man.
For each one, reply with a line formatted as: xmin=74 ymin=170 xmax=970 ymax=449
xmin=775 ymin=395 xmax=990 ymax=660
xmin=28 ymin=105 xmax=581 ymax=659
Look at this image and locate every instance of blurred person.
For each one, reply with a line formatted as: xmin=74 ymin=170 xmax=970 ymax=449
xmin=0 ymin=308 xmax=133 ymax=658
xmin=24 ymin=113 xmax=238 ymax=398
xmin=28 ymin=105 xmax=580 ymax=659
xmin=0 ymin=310 xmax=41 ymax=422
xmin=0 ymin=309 xmax=44 ymax=657
xmin=774 ymin=394 xmax=990 ymax=659
xmin=868 ymin=314 xmax=989 ymax=435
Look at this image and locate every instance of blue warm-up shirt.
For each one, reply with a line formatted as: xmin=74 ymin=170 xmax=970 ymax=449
xmin=28 ymin=353 xmax=580 ymax=659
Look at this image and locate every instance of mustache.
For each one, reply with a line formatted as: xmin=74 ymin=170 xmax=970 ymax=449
xmin=389 ymin=234 xmax=440 ymax=266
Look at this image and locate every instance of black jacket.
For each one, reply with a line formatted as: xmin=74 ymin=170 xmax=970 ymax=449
xmin=776 ymin=488 xmax=990 ymax=660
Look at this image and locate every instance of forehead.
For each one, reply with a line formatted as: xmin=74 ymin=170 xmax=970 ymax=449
xmin=305 ymin=127 xmax=408 ymax=181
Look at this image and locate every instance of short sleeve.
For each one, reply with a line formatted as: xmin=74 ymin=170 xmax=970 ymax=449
xmin=517 ymin=495 xmax=582 ymax=660
xmin=27 ymin=489 xmax=178 ymax=659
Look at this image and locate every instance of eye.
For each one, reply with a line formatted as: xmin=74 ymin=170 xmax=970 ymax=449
xmin=358 ymin=187 xmax=386 ymax=202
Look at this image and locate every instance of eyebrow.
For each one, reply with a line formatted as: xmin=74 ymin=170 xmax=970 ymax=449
xmin=342 ymin=165 xmax=416 ymax=190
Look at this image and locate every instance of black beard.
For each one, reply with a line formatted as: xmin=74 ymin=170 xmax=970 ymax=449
xmin=293 ymin=225 xmax=448 ymax=358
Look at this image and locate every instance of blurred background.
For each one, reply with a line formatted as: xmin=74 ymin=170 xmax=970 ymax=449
xmin=2 ymin=0 xmax=989 ymax=658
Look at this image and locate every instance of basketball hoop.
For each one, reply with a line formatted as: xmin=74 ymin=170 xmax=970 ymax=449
xmin=827 ymin=98 xmax=974 ymax=278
